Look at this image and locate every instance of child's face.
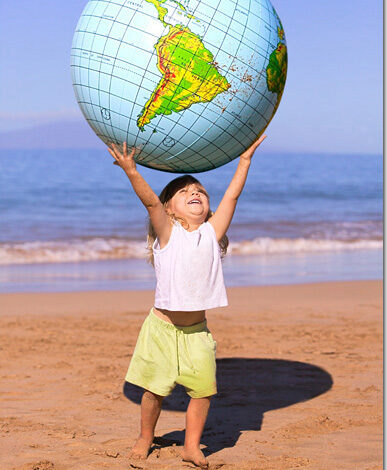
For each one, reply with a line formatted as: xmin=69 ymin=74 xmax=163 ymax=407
xmin=167 ymin=183 xmax=210 ymax=222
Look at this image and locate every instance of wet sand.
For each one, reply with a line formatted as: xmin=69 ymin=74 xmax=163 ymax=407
xmin=0 ymin=280 xmax=382 ymax=469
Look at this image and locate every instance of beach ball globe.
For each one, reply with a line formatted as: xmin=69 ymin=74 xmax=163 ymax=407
xmin=71 ymin=0 xmax=287 ymax=173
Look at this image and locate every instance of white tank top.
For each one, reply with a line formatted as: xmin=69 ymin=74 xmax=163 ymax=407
xmin=153 ymin=220 xmax=228 ymax=311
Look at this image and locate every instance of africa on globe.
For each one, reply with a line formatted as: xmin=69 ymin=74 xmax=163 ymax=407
xmin=71 ymin=0 xmax=287 ymax=173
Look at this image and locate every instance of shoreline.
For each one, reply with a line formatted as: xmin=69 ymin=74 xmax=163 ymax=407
xmin=0 ymin=279 xmax=382 ymax=469
xmin=0 ymin=248 xmax=382 ymax=294
xmin=0 ymin=279 xmax=382 ymax=317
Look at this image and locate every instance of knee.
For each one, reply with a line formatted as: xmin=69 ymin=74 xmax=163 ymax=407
xmin=143 ymin=390 xmax=164 ymax=404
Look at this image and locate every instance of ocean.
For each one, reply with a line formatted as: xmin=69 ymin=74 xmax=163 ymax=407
xmin=0 ymin=149 xmax=382 ymax=293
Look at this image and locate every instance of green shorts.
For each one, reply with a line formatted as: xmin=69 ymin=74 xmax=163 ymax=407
xmin=125 ymin=308 xmax=217 ymax=398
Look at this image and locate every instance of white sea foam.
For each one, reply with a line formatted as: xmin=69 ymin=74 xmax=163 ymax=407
xmin=0 ymin=237 xmax=382 ymax=265
xmin=0 ymin=238 xmax=147 ymax=265
xmin=228 ymin=237 xmax=383 ymax=255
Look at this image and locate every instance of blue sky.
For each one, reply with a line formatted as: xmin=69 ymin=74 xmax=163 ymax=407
xmin=0 ymin=0 xmax=382 ymax=154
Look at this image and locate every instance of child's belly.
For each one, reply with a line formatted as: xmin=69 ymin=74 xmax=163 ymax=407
xmin=152 ymin=307 xmax=206 ymax=326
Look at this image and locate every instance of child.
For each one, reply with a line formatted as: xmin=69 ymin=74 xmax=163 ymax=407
xmin=108 ymin=135 xmax=266 ymax=468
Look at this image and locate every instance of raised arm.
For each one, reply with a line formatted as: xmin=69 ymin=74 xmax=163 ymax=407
xmin=208 ymin=135 xmax=266 ymax=241
xmin=108 ymin=142 xmax=172 ymax=245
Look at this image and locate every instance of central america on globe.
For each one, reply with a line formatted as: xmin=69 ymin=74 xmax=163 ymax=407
xmin=71 ymin=0 xmax=287 ymax=173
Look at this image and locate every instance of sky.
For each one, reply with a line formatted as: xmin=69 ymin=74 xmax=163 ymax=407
xmin=0 ymin=0 xmax=383 ymax=154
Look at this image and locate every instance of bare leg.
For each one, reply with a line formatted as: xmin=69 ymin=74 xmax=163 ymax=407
xmin=129 ymin=390 xmax=164 ymax=459
xmin=182 ymin=397 xmax=211 ymax=468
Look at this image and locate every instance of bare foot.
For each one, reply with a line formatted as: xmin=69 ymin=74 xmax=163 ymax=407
xmin=129 ymin=435 xmax=153 ymax=460
xmin=182 ymin=446 xmax=209 ymax=468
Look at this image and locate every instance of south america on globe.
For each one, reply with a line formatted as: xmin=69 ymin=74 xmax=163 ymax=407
xmin=71 ymin=0 xmax=287 ymax=173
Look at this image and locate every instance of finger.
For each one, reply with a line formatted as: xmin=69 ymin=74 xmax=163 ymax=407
xmin=108 ymin=147 xmax=120 ymax=161
xmin=123 ymin=141 xmax=127 ymax=156
xmin=134 ymin=144 xmax=143 ymax=155
xmin=111 ymin=142 xmax=122 ymax=156
xmin=107 ymin=147 xmax=118 ymax=160
xmin=254 ymin=134 xmax=267 ymax=146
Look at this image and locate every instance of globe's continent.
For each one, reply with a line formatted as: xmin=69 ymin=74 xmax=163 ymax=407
xmin=137 ymin=23 xmax=230 ymax=131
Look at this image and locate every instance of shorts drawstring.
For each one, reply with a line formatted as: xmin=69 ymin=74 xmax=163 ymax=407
xmin=175 ymin=329 xmax=180 ymax=375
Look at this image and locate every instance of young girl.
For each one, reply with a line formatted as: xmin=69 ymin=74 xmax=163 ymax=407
xmin=108 ymin=135 xmax=266 ymax=468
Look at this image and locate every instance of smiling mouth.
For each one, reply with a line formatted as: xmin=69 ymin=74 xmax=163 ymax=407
xmin=188 ymin=199 xmax=201 ymax=204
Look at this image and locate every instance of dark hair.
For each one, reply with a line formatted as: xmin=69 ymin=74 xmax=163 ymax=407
xmin=146 ymin=175 xmax=229 ymax=265
xmin=158 ymin=175 xmax=207 ymax=205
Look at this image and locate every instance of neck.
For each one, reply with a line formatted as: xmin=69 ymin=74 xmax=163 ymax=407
xmin=184 ymin=217 xmax=206 ymax=232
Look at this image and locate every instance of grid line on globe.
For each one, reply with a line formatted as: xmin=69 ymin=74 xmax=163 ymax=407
xmin=71 ymin=0 xmax=287 ymax=173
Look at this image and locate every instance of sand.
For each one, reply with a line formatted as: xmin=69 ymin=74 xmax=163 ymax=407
xmin=0 ymin=280 xmax=382 ymax=470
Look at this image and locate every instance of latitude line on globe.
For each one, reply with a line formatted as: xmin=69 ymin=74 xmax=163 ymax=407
xmin=81 ymin=8 xmax=273 ymax=83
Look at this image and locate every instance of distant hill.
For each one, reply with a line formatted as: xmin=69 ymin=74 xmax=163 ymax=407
xmin=0 ymin=120 xmax=105 ymax=149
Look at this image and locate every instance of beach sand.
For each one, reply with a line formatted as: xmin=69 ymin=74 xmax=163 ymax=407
xmin=0 ymin=280 xmax=382 ymax=470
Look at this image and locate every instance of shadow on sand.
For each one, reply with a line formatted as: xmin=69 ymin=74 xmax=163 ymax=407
xmin=123 ymin=358 xmax=333 ymax=456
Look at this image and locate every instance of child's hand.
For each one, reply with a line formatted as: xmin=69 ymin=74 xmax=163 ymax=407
xmin=240 ymin=134 xmax=267 ymax=162
xmin=108 ymin=142 xmax=139 ymax=174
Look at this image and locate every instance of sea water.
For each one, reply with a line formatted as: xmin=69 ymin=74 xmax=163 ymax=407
xmin=0 ymin=149 xmax=382 ymax=292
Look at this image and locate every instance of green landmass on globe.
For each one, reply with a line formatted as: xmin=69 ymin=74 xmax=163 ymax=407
xmin=137 ymin=0 xmax=231 ymax=131
xmin=266 ymin=24 xmax=287 ymax=113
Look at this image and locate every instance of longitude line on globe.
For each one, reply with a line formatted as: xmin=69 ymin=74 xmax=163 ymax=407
xmin=104 ymin=0 xmax=135 ymax=145
xmin=75 ymin=1 xmax=109 ymax=143
xmin=105 ymin=0 xmax=144 ymax=146
xmin=90 ymin=1 xmax=120 ymax=144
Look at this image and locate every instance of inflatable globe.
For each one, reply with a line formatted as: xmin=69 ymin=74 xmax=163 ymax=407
xmin=71 ymin=0 xmax=287 ymax=173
